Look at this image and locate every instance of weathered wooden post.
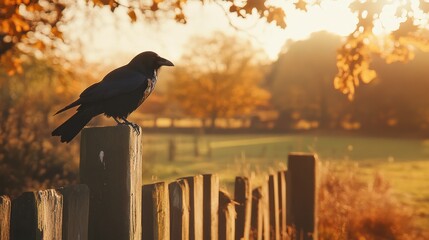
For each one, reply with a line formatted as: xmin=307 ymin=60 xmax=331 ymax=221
xmin=250 ymin=187 xmax=263 ymax=240
xmin=287 ymin=153 xmax=318 ymax=240
xmin=58 ymin=184 xmax=90 ymax=240
xmin=268 ymin=174 xmax=280 ymax=240
xmin=277 ymin=171 xmax=287 ymax=240
xmin=180 ymin=175 xmax=203 ymax=240
xmin=261 ymin=181 xmax=270 ymax=240
xmin=169 ymin=138 xmax=176 ymax=162
xmin=142 ymin=182 xmax=170 ymax=240
xmin=193 ymin=133 xmax=200 ymax=157
xmin=218 ymin=191 xmax=236 ymax=240
xmin=10 ymin=189 xmax=63 ymax=240
xmin=80 ymin=125 xmax=142 ymax=240
xmin=0 ymin=196 xmax=11 ymax=240
xmin=234 ymin=176 xmax=252 ymax=240
xmin=169 ymin=180 xmax=190 ymax=240
xmin=203 ymin=174 xmax=219 ymax=240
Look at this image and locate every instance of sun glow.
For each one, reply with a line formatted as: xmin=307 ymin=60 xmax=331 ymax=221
xmin=373 ymin=0 xmax=426 ymax=35
xmin=68 ymin=0 xmax=428 ymax=63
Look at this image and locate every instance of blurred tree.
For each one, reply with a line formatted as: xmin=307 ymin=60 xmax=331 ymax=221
xmin=1 ymin=0 xmax=429 ymax=96
xmin=166 ymin=32 xmax=271 ymax=128
xmin=268 ymin=32 xmax=348 ymax=130
xmin=334 ymin=0 xmax=429 ymax=99
xmin=351 ymin=50 xmax=429 ymax=132
xmin=0 ymin=56 xmax=81 ymax=196
xmin=0 ymin=0 xmax=65 ymax=75
xmin=269 ymin=31 xmax=429 ymax=133
xmin=0 ymin=0 xmax=285 ymax=74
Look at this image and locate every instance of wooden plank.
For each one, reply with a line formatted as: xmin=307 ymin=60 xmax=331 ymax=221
xmin=277 ymin=171 xmax=287 ymax=240
xmin=142 ymin=182 xmax=170 ymax=240
xmin=261 ymin=181 xmax=270 ymax=240
xmin=203 ymin=174 xmax=219 ymax=240
xmin=169 ymin=180 xmax=190 ymax=240
xmin=218 ymin=191 xmax=236 ymax=240
xmin=234 ymin=176 xmax=252 ymax=240
xmin=269 ymin=174 xmax=280 ymax=239
xmin=58 ymin=184 xmax=89 ymax=240
xmin=80 ymin=125 xmax=142 ymax=240
xmin=285 ymin=171 xmax=292 ymax=228
xmin=0 ymin=196 xmax=11 ymax=240
xmin=10 ymin=189 xmax=63 ymax=240
xmin=287 ymin=153 xmax=318 ymax=240
xmin=250 ymin=187 xmax=263 ymax=240
xmin=180 ymin=175 xmax=203 ymax=240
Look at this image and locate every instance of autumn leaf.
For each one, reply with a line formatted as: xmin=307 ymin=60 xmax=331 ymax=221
xmin=266 ymin=7 xmax=287 ymax=28
xmin=295 ymin=0 xmax=307 ymax=12
xmin=128 ymin=9 xmax=137 ymax=23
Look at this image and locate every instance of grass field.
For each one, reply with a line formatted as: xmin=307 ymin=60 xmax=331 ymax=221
xmin=140 ymin=133 xmax=429 ymax=228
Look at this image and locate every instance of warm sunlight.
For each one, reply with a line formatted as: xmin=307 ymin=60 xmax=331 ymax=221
xmin=70 ymin=0 xmax=426 ymax=63
xmin=2 ymin=0 xmax=429 ymax=239
xmin=65 ymin=1 xmax=360 ymax=62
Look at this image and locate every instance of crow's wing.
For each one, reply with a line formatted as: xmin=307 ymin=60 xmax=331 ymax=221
xmin=79 ymin=65 xmax=149 ymax=103
xmin=54 ymin=66 xmax=149 ymax=115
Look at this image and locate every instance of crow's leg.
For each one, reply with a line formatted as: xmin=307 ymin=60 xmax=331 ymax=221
xmin=113 ymin=117 xmax=125 ymax=125
xmin=120 ymin=117 xmax=140 ymax=135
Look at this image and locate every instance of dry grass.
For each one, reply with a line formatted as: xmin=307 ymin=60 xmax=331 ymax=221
xmin=318 ymin=162 xmax=429 ymax=240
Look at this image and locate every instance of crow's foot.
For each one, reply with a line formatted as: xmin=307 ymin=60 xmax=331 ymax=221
xmin=121 ymin=117 xmax=140 ymax=135
xmin=113 ymin=117 xmax=124 ymax=125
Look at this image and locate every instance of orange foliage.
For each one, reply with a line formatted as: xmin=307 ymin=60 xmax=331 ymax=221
xmin=319 ymin=163 xmax=429 ymax=239
xmin=335 ymin=0 xmax=429 ymax=99
xmin=167 ymin=32 xmax=271 ymax=125
xmin=0 ymin=57 xmax=79 ymax=196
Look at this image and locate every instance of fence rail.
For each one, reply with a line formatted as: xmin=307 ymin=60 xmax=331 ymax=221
xmin=0 ymin=126 xmax=318 ymax=240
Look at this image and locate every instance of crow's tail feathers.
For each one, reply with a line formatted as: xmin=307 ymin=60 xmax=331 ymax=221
xmin=52 ymin=110 xmax=94 ymax=143
xmin=54 ymin=99 xmax=81 ymax=115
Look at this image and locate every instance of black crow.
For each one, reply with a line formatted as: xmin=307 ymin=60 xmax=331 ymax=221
xmin=52 ymin=51 xmax=174 ymax=143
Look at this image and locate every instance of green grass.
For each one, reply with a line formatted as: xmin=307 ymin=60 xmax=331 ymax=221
xmin=140 ymin=133 xmax=429 ymax=227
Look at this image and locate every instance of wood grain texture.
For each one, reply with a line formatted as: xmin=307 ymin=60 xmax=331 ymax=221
xmin=58 ymin=184 xmax=89 ymax=240
xmin=234 ymin=177 xmax=252 ymax=240
xmin=287 ymin=153 xmax=318 ymax=240
xmin=80 ymin=125 xmax=142 ymax=240
xmin=10 ymin=189 xmax=63 ymax=240
xmin=169 ymin=180 xmax=189 ymax=240
xmin=0 ymin=196 xmax=11 ymax=240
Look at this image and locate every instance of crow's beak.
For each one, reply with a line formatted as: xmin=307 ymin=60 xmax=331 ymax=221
xmin=157 ymin=57 xmax=174 ymax=67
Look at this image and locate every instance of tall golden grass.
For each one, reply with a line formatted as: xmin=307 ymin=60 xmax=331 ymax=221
xmin=318 ymin=163 xmax=429 ymax=240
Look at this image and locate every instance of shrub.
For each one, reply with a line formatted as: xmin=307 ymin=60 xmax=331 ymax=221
xmin=318 ymin=163 xmax=429 ymax=240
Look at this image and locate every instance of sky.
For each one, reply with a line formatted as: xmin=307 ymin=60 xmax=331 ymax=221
xmin=64 ymin=0 xmax=358 ymax=64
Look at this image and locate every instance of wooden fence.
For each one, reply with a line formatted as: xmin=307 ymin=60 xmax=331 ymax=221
xmin=0 ymin=126 xmax=318 ymax=240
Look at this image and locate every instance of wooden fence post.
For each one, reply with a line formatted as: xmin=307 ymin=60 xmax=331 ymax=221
xmin=0 ymin=196 xmax=11 ymax=240
xmin=234 ymin=176 xmax=252 ymax=240
xmin=169 ymin=138 xmax=176 ymax=162
xmin=193 ymin=134 xmax=200 ymax=157
xmin=10 ymin=189 xmax=62 ymax=240
xmin=287 ymin=153 xmax=318 ymax=240
xmin=277 ymin=171 xmax=287 ymax=240
xmin=58 ymin=185 xmax=89 ymax=240
xmin=169 ymin=180 xmax=190 ymax=240
xmin=269 ymin=174 xmax=280 ymax=240
xmin=250 ymin=187 xmax=263 ymax=240
xmin=180 ymin=175 xmax=203 ymax=240
xmin=203 ymin=174 xmax=219 ymax=240
xmin=142 ymin=182 xmax=170 ymax=240
xmin=80 ymin=125 xmax=142 ymax=240
xmin=219 ymin=191 xmax=236 ymax=240
xmin=261 ymin=180 xmax=270 ymax=240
